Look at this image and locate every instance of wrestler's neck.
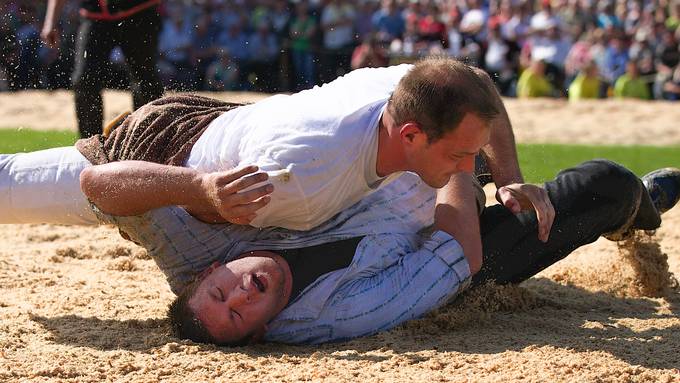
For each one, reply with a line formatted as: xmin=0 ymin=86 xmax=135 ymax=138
xmin=376 ymin=109 xmax=409 ymax=177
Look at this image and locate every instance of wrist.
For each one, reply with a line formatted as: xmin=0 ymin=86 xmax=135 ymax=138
xmin=493 ymin=175 xmax=524 ymax=188
xmin=185 ymin=171 xmax=212 ymax=210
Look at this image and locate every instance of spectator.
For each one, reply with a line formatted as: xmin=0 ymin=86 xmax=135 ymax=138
xmin=501 ymin=2 xmax=531 ymax=45
xmin=394 ymin=12 xmax=425 ymax=57
xmin=289 ymin=0 xmax=317 ymax=90
xmin=105 ymin=47 xmax=130 ymax=90
xmin=15 ymin=4 xmax=41 ymax=90
xmin=488 ymin=0 xmax=512 ymax=34
xmin=1 ymin=0 xmax=676 ymax=102
xmin=0 ymin=12 xmax=18 ymax=91
xmin=402 ymin=0 xmax=424 ymax=32
xmin=217 ymin=22 xmax=250 ymax=65
xmin=250 ymin=0 xmax=272 ymax=32
xmin=568 ymin=60 xmax=601 ymax=100
xmin=351 ymin=33 xmax=389 ymax=69
xmin=558 ymin=0 xmax=591 ymax=31
xmin=270 ymin=0 xmax=292 ymax=39
xmin=661 ymin=64 xmax=680 ymax=100
xmin=354 ymin=0 xmax=376 ymax=41
xmin=158 ymin=10 xmax=195 ymax=90
xmin=246 ymin=21 xmax=281 ymax=92
xmin=460 ymin=0 xmax=487 ymax=41
xmin=38 ymin=21 xmax=70 ymax=90
xmin=192 ymin=13 xmax=221 ymax=91
xmin=630 ymin=31 xmax=656 ymax=70
xmin=483 ymin=19 xmax=519 ymax=95
xmin=602 ymin=36 xmax=629 ymax=86
xmin=624 ymin=1 xmax=642 ymax=36
xmin=319 ymin=0 xmax=356 ymax=83
xmin=564 ymin=30 xmax=594 ymax=83
xmin=615 ymin=1 xmax=629 ymax=31
xmin=596 ymin=2 xmax=622 ymax=30
xmin=654 ymin=6 xmax=669 ymax=28
xmin=589 ymin=27 xmax=608 ymax=71
xmin=614 ymin=60 xmax=651 ymax=99
xmin=372 ymin=0 xmax=405 ymax=42
xmin=531 ymin=0 xmax=560 ymax=32
xmin=655 ymin=29 xmax=680 ymax=71
xmin=517 ymin=59 xmax=554 ymax=97
xmin=417 ymin=3 xmax=448 ymax=49
xmin=42 ymin=0 xmax=164 ymax=138
xmin=521 ymin=20 xmax=572 ymax=93
xmin=205 ymin=51 xmax=240 ymax=91
xmin=212 ymin=1 xmax=243 ymax=31
xmin=668 ymin=1 xmax=680 ymax=32
xmin=445 ymin=8 xmax=464 ymax=58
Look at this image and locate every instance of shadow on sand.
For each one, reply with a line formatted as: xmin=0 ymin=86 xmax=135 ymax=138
xmin=31 ymin=277 xmax=680 ymax=370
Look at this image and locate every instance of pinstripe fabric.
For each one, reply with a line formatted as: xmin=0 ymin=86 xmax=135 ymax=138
xmin=266 ymin=231 xmax=470 ymax=344
xmin=95 ymin=173 xmax=470 ymax=344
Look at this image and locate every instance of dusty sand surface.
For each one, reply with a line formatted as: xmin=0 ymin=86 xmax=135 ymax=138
xmin=1 ymin=91 xmax=679 ymax=382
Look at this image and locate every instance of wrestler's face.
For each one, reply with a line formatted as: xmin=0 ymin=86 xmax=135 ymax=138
xmin=404 ymin=113 xmax=490 ymax=188
xmin=189 ymin=251 xmax=293 ymax=344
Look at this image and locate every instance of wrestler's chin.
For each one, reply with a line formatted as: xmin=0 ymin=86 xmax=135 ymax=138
xmin=420 ymin=174 xmax=451 ymax=189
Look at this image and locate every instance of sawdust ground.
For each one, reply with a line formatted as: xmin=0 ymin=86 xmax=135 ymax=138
xmin=1 ymin=92 xmax=679 ymax=382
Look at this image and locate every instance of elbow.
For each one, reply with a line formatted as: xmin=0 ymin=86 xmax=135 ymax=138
xmin=466 ymin=251 xmax=483 ymax=275
xmin=79 ymin=166 xmax=105 ymax=205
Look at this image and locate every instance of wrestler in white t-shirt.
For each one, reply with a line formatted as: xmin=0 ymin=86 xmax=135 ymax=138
xmin=186 ymin=64 xmax=413 ymax=230
xmin=0 ymin=64 xmax=413 ymax=228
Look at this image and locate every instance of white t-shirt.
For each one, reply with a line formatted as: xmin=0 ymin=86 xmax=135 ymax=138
xmin=186 ymin=64 xmax=412 ymax=230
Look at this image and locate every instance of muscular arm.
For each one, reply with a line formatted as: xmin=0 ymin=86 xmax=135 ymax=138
xmin=429 ymin=70 xmax=515 ymax=275
xmin=472 ymin=69 xmax=555 ymax=242
xmin=434 ymin=173 xmax=482 ymax=274
xmin=80 ymin=161 xmax=272 ymax=224
xmin=473 ymin=67 xmax=524 ymax=187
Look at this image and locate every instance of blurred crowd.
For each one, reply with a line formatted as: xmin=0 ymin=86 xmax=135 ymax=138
xmin=1 ymin=0 xmax=679 ymax=100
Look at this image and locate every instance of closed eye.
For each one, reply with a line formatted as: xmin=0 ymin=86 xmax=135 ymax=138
xmin=231 ymin=309 xmax=243 ymax=321
xmin=216 ymin=287 xmax=225 ymax=301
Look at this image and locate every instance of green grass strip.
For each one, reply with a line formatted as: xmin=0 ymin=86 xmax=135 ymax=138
xmin=518 ymin=143 xmax=680 ymax=183
xmin=1 ymin=129 xmax=678 ymax=184
xmin=0 ymin=129 xmax=78 ymax=153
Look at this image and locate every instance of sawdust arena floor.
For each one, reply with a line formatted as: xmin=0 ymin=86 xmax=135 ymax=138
xmin=0 ymin=91 xmax=679 ymax=382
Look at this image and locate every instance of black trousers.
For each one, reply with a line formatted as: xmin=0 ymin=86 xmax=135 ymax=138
xmin=472 ymin=160 xmax=660 ymax=287
xmin=72 ymin=9 xmax=164 ymax=138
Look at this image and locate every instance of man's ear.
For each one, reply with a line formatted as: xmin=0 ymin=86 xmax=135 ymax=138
xmin=197 ymin=261 xmax=221 ymax=281
xmin=399 ymin=122 xmax=425 ymax=145
xmin=248 ymin=324 xmax=269 ymax=344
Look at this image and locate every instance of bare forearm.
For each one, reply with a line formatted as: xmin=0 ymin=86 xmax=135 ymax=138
xmin=434 ymin=173 xmax=482 ymax=274
xmin=44 ymin=0 xmax=67 ymax=26
xmin=80 ymin=161 xmax=204 ymax=216
xmin=474 ymin=68 xmax=524 ymax=186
